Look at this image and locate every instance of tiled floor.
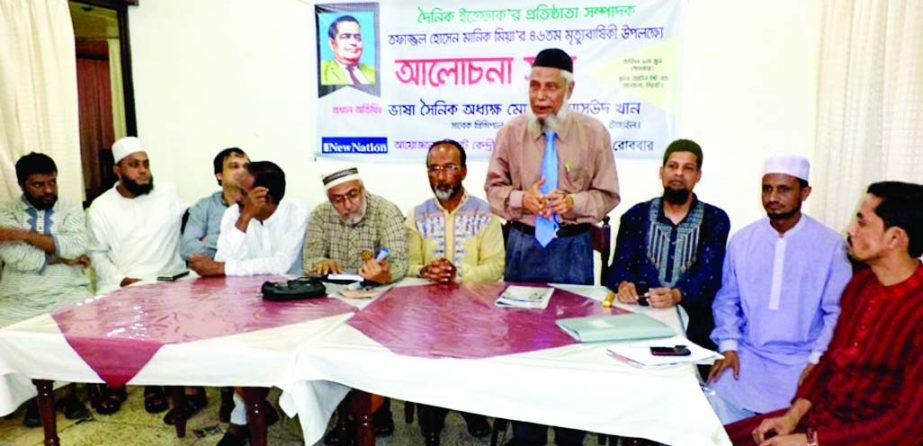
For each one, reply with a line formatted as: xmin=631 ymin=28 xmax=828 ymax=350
xmin=0 ymin=386 xmax=513 ymax=445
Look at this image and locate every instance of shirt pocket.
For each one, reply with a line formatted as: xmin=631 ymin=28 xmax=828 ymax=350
xmin=563 ymin=167 xmax=590 ymax=190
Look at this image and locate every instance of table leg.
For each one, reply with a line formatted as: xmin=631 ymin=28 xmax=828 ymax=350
xmin=32 ymin=379 xmax=60 ymax=446
xmin=242 ymin=387 xmax=270 ymax=446
xmin=169 ymin=386 xmax=186 ymax=438
xmin=352 ymin=390 xmax=374 ymax=446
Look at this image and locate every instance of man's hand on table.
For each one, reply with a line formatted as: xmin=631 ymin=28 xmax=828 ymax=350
xmin=647 ymin=287 xmax=681 ymax=308
xmin=310 ymin=259 xmax=342 ymax=276
xmin=187 ymin=254 xmax=225 ymax=277
xmin=420 ymin=258 xmax=457 ymax=283
xmin=120 ymin=277 xmax=141 ymax=287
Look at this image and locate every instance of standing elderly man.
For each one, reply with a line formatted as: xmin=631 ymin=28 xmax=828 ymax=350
xmin=86 ymin=136 xmax=187 ymax=415
xmin=405 ymin=139 xmax=501 ymax=445
xmin=486 ymin=47 xmax=619 ymax=286
xmin=708 ymin=155 xmax=852 ymax=425
xmin=0 ymin=152 xmax=92 ymax=425
xmin=303 ymin=166 xmax=407 ymax=442
xmin=726 ymin=181 xmax=923 ymax=445
xmin=485 ymin=47 xmax=619 ymax=446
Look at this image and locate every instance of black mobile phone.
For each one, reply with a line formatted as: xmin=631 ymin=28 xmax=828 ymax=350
xmin=636 ymin=281 xmax=650 ymax=306
xmin=157 ymin=270 xmax=190 ymax=281
xmin=650 ymin=345 xmax=691 ymax=356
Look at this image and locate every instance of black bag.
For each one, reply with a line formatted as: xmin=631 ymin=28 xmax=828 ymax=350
xmin=261 ymin=277 xmax=326 ymax=301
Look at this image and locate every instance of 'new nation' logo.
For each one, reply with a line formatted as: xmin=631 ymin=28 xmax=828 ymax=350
xmin=321 ymin=137 xmax=389 ymax=154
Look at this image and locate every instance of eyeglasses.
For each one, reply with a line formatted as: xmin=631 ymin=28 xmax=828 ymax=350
xmin=427 ymin=164 xmax=462 ymax=174
xmin=329 ymin=188 xmax=362 ymax=206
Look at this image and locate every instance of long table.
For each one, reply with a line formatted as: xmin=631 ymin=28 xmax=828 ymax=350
xmin=0 ymin=278 xmax=731 ymax=445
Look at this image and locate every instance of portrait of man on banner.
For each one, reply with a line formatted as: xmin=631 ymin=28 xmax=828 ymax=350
xmin=316 ymin=5 xmax=380 ymax=97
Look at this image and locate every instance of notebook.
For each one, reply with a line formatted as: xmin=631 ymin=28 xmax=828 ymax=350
xmin=556 ymin=313 xmax=675 ymax=343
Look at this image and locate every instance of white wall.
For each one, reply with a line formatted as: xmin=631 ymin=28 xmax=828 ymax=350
xmin=128 ymin=0 xmax=822 ymax=235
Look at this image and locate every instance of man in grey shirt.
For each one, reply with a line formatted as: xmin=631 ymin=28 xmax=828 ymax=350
xmin=181 ymin=147 xmax=249 ymax=260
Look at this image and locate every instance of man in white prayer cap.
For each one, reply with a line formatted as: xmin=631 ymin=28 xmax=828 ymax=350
xmin=85 ymin=136 xmax=189 ymax=415
xmin=706 ymin=154 xmax=853 ymax=424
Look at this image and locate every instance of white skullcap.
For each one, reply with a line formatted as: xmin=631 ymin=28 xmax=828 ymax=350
xmin=321 ymin=166 xmax=361 ymax=190
xmin=764 ymin=154 xmax=810 ymax=182
xmin=111 ymin=137 xmax=144 ymax=164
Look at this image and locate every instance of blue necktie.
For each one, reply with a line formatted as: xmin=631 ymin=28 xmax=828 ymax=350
xmin=535 ymin=130 xmax=559 ymax=247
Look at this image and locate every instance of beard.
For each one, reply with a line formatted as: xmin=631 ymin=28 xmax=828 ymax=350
xmin=122 ymin=176 xmax=154 ymax=196
xmin=25 ymin=192 xmax=57 ymax=210
xmin=432 ymin=183 xmax=462 ymax=202
xmin=527 ymin=100 xmax=569 ymax=134
xmin=662 ymin=186 xmax=691 ymax=205
xmin=339 ymin=198 xmax=368 ymax=226
xmin=766 ymin=203 xmax=801 ymax=221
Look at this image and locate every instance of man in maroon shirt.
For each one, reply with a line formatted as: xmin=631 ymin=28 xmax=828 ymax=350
xmin=725 ymin=181 xmax=923 ymax=445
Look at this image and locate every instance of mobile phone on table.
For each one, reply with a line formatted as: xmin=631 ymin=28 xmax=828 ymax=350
xmin=650 ymin=345 xmax=691 ymax=356
xmin=157 ymin=270 xmax=190 ymax=281
xmin=636 ymin=281 xmax=650 ymax=306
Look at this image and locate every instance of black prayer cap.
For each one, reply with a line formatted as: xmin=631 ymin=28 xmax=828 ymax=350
xmin=533 ymin=48 xmax=572 ymax=73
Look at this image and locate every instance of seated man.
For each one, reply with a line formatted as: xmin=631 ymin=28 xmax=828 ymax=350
xmin=708 ymin=155 xmax=851 ymax=425
xmin=726 ymin=181 xmax=923 ymax=445
xmin=0 ymin=153 xmax=91 ymax=425
xmin=607 ymin=139 xmax=730 ymax=352
xmin=86 ymin=136 xmax=187 ymax=415
xmin=303 ymin=166 xmax=407 ymax=442
xmin=304 ymin=166 xmax=407 ymax=284
xmin=179 ymin=147 xmax=250 ymax=422
xmin=187 ymin=161 xmax=306 ymax=446
xmin=180 ymin=147 xmax=249 ymax=260
xmin=405 ymin=140 xmax=502 ymax=445
xmin=189 ymin=160 xmax=307 ymax=277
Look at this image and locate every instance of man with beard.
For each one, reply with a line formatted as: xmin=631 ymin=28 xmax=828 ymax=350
xmin=407 ymin=139 xmax=504 ymax=285
xmin=404 ymin=140 xmax=499 ymax=445
xmin=486 ymin=47 xmax=619 ymax=288
xmin=181 ymin=147 xmax=250 ymax=261
xmin=485 ymin=47 xmax=619 ymax=446
xmin=303 ymin=166 xmax=407 ymax=285
xmin=608 ymin=140 xmax=730 ymax=350
xmin=87 ymin=136 xmax=187 ymax=294
xmin=0 ymin=152 xmax=92 ymax=425
xmin=725 ymin=181 xmax=923 ymax=445
xmin=86 ymin=137 xmax=187 ymax=415
xmin=303 ymin=166 xmax=407 ymax=442
xmin=708 ymin=154 xmax=851 ymax=425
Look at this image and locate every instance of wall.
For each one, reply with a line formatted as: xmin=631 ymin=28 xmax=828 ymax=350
xmin=128 ymin=0 xmax=822 ymax=235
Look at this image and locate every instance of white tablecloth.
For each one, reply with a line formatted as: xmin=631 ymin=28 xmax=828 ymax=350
xmin=0 ymin=280 xmax=731 ymax=445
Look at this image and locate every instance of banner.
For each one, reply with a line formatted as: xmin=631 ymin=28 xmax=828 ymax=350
xmin=314 ymin=0 xmax=682 ymax=161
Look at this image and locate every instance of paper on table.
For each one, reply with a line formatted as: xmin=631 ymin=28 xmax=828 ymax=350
xmin=327 ymin=273 xmax=364 ymax=283
xmin=495 ymin=285 xmax=554 ymax=310
xmin=606 ymin=336 xmax=723 ymax=368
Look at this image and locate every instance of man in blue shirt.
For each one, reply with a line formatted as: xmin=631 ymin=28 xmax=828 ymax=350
xmin=178 ymin=147 xmax=248 ymax=423
xmin=181 ymin=147 xmax=249 ymax=260
xmin=607 ymin=139 xmax=730 ymax=352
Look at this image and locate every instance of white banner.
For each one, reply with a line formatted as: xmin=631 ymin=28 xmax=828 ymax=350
xmin=314 ymin=0 xmax=682 ymax=161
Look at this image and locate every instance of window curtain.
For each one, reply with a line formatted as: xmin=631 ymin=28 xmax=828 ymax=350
xmin=0 ymin=0 xmax=83 ymax=203
xmin=812 ymin=0 xmax=923 ymax=229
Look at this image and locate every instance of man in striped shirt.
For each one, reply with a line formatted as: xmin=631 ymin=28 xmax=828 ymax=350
xmin=0 ymin=152 xmax=91 ymax=425
xmin=727 ymin=181 xmax=923 ymax=445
